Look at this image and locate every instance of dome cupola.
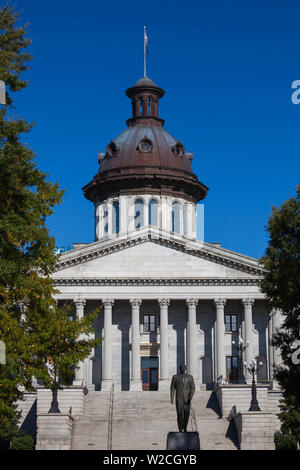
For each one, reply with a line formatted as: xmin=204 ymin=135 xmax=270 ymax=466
xmin=83 ymin=76 xmax=209 ymax=241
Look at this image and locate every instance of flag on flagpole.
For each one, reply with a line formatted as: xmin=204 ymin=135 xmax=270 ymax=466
xmin=144 ymin=27 xmax=149 ymax=55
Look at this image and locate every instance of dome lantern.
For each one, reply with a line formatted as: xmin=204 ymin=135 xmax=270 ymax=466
xmin=125 ymin=76 xmax=165 ymax=128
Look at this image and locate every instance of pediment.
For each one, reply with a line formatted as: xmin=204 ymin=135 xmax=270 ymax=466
xmin=53 ymin=232 xmax=265 ymax=284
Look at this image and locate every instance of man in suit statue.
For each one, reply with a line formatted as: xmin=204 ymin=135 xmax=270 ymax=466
xmin=170 ymin=364 xmax=195 ymax=432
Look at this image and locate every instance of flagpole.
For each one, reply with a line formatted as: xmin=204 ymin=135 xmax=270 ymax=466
xmin=144 ymin=26 xmax=146 ymax=77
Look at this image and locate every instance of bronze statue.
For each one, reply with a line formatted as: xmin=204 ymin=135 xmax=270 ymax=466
xmin=170 ymin=364 xmax=195 ymax=432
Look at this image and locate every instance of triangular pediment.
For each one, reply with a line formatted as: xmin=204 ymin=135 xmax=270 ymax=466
xmin=53 ymin=229 xmax=265 ymax=283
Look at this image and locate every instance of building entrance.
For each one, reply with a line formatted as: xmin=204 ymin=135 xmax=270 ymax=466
xmin=141 ymin=356 xmax=159 ymax=391
xmin=226 ymin=356 xmax=239 ymax=383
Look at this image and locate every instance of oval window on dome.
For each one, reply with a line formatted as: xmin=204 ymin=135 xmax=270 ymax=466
xmin=108 ymin=142 xmax=117 ymax=156
xmin=175 ymin=143 xmax=183 ymax=157
xmin=140 ymin=139 xmax=153 ymax=153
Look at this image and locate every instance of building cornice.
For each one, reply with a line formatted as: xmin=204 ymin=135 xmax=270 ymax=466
xmin=54 ymin=277 xmax=262 ymax=287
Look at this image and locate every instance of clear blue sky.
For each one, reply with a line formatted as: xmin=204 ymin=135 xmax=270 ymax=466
xmin=11 ymin=0 xmax=300 ymax=258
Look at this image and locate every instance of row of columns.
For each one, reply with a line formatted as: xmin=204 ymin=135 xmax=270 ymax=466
xmin=72 ymin=296 xmax=281 ymax=389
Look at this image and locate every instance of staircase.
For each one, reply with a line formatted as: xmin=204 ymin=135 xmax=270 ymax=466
xmin=71 ymin=391 xmax=110 ymax=450
xmin=71 ymin=390 xmax=238 ymax=450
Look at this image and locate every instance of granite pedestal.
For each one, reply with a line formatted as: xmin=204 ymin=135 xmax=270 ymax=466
xmin=167 ymin=432 xmax=200 ymax=450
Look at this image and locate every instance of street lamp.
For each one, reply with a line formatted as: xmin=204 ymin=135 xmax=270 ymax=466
xmin=244 ymin=359 xmax=263 ymax=412
xmin=232 ymin=336 xmax=249 ymax=384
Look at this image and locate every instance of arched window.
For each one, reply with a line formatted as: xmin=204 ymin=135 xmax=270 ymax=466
xmin=139 ymin=97 xmax=143 ymax=116
xmin=183 ymin=204 xmax=188 ymax=236
xmin=148 ymin=96 xmax=152 ymax=115
xmin=172 ymin=202 xmax=180 ymax=233
xmin=134 ymin=199 xmax=144 ymax=229
xmin=112 ymin=201 xmax=120 ymax=234
xmin=103 ymin=204 xmax=109 ymax=235
xmin=148 ymin=199 xmax=158 ymax=227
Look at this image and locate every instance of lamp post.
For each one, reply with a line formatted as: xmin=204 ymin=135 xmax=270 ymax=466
xmin=232 ymin=336 xmax=249 ymax=384
xmin=48 ymin=388 xmax=61 ymax=414
xmin=244 ymin=359 xmax=263 ymax=412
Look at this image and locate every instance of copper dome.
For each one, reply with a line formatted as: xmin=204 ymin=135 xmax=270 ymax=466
xmin=83 ymin=77 xmax=208 ymax=203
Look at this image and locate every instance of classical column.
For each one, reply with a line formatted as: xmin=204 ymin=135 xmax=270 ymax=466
xmin=272 ymin=309 xmax=282 ymax=367
xmin=271 ymin=308 xmax=282 ymax=389
xmin=94 ymin=202 xmax=101 ymax=241
xmin=107 ymin=202 xmax=112 ymax=237
xmin=214 ymin=298 xmax=226 ymax=383
xmin=73 ymin=298 xmax=86 ymax=386
xmin=242 ymin=298 xmax=255 ymax=383
xmin=102 ymin=298 xmax=114 ymax=390
xmin=158 ymin=298 xmax=170 ymax=390
xmin=129 ymin=298 xmax=142 ymax=391
xmin=268 ymin=310 xmax=274 ymax=382
xmin=186 ymin=298 xmax=198 ymax=383
xmin=119 ymin=195 xmax=127 ymax=235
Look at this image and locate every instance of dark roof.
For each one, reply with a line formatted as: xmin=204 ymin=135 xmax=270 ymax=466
xmin=83 ymin=77 xmax=209 ymax=203
xmin=134 ymin=76 xmax=157 ymax=87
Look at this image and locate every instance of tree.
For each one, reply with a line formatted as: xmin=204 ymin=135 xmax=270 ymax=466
xmin=260 ymin=185 xmax=300 ymax=446
xmin=31 ymin=303 xmax=100 ymax=412
xmin=0 ymin=3 xmax=100 ymax=448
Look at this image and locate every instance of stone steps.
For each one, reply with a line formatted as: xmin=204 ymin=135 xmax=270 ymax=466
xmin=71 ymin=390 xmax=238 ymax=450
xmin=71 ymin=391 xmax=110 ymax=450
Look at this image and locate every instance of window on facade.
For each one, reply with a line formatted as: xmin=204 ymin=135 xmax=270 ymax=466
xmin=112 ymin=201 xmax=120 ymax=234
xmin=134 ymin=199 xmax=144 ymax=229
xmin=143 ymin=315 xmax=156 ymax=332
xmin=225 ymin=314 xmax=237 ymax=332
xmin=172 ymin=202 xmax=180 ymax=233
xmin=183 ymin=204 xmax=188 ymax=236
xmin=103 ymin=205 xmax=109 ymax=234
xmin=148 ymin=199 xmax=158 ymax=227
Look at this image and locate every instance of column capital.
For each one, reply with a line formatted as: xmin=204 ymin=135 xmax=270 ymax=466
xmin=214 ymin=298 xmax=227 ymax=308
xmin=73 ymin=297 xmax=86 ymax=307
xmin=158 ymin=298 xmax=170 ymax=307
xmin=129 ymin=298 xmax=142 ymax=308
xmin=242 ymin=298 xmax=255 ymax=308
xmin=186 ymin=298 xmax=199 ymax=307
xmin=102 ymin=298 xmax=115 ymax=307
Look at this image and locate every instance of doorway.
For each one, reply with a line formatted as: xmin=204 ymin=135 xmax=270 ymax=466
xmin=226 ymin=356 xmax=238 ymax=383
xmin=141 ymin=356 xmax=159 ymax=391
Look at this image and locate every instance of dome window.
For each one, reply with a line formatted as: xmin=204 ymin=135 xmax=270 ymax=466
xmin=107 ymin=141 xmax=117 ymax=157
xmin=147 ymin=96 xmax=153 ymax=115
xmin=175 ymin=143 xmax=184 ymax=157
xmin=134 ymin=199 xmax=144 ymax=229
xmin=148 ymin=199 xmax=158 ymax=227
xmin=172 ymin=202 xmax=180 ymax=234
xmin=139 ymin=138 xmax=153 ymax=153
xmin=112 ymin=201 xmax=120 ymax=234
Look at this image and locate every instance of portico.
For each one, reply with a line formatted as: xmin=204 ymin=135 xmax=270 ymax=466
xmin=55 ymin=280 xmax=281 ymax=392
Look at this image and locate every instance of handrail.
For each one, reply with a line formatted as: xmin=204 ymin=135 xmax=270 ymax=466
xmin=107 ymin=383 xmax=114 ymax=450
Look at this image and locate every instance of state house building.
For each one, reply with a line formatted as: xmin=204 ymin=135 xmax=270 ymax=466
xmin=53 ymin=76 xmax=281 ymax=393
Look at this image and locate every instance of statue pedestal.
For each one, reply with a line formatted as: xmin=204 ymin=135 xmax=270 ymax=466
xmin=166 ymin=432 xmax=200 ymax=450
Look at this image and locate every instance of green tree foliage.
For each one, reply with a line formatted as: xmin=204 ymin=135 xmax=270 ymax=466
xmin=260 ymin=185 xmax=300 ymax=446
xmin=0 ymin=3 xmax=100 ymax=448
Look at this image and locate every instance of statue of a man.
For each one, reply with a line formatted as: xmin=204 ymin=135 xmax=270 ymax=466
xmin=170 ymin=364 xmax=195 ymax=432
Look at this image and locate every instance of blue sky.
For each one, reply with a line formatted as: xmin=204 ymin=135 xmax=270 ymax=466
xmin=10 ymin=0 xmax=300 ymax=258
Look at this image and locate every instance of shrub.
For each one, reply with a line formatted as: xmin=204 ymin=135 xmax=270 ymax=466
xmin=274 ymin=431 xmax=298 ymax=451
